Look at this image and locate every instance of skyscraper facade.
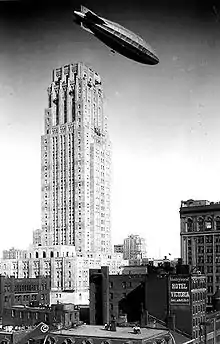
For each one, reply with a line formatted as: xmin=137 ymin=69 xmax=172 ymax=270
xmin=180 ymin=199 xmax=220 ymax=308
xmin=41 ymin=63 xmax=111 ymax=256
xmin=0 ymin=63 xmax=128 ymax=304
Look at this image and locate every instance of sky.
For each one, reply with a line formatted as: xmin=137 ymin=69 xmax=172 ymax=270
xmin=1 ymin=0 xmax=220 ymax=258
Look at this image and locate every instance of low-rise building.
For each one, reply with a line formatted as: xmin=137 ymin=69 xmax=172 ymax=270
xmin=0 ymin=246 xmax=128 ymax=305
xmin=89 ymin=264 xmax=206 ymax=344
xmin=0 ymin=323 xmax=194 ymax=344
xmin=0 ymin=275 xmax=51 ymax=320
xmin=48 ymin=324 xmax=187 ymax=344
xmin=3 ymin=303 xmax=79 ymax=328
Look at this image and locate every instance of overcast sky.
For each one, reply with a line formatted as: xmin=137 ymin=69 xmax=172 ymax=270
xmin=1 ymin=0 xmax=220 ymax=258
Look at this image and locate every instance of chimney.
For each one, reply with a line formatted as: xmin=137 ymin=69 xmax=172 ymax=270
xmin=167 ymin=314 xmax=175 ymax=331
xmin=110 ymin=318 xmax=116 ymax=331
xmin=140 ymin=310 xmax=148 ymax=327
xmin=177 ymin=258 xmax=183 ymax=265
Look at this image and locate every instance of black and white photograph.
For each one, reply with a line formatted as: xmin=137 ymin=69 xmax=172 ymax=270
xmin=1 ymin=0 xmax=220 ymax=342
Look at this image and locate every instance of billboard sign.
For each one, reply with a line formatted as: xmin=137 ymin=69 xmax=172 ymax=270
xmin=169 ymin=277 xmax=190 ymax=305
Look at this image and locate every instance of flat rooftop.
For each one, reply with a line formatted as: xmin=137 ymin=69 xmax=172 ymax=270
xmin=51 ymin=325 xmax=168 ymax=341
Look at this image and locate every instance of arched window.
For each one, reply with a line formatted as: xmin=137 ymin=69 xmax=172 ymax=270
xmin=36 ymin=252 xmax=39 ymax=258
xmin=205 ymin=217 xmax=212 ymax=230
xmin=82 ymin=340 xmax=93 ymax=344
xmin=155 ymin=340 xmax=165 ymax=344
xmin=50 ymin=251 xmax=54 ymax=258
xmin=198 ymin=217 xmax=204 ymax=231
xmin=57 ymin=252 xmax=59 ymax=257
xmin=187 ymin=218 xmax=193 ymax=232
xmin=43 ymin=251 xmax=46 ymax=258
xmin=100 ymin=341 xmax=110 ymax=344
xmin=45 ymin=337 xmax=56 ymax=344
xmin=216 ymin=217 xmax=220 ymax=230
xmin=30 ymin=253 xmax=32 ymax=258
xmin=1 ymin=340 xmax=10 ymax=344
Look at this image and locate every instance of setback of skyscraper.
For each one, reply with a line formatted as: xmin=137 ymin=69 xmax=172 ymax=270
xmin=41 ymin=62 xmax=111 ymax=255
xmin=0 ymin=63 xmax=128 ymax=305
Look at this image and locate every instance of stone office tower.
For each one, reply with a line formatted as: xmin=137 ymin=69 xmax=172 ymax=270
xmin=180 ymin=199 xmax=220 ymax=309
xmin=40 ymin=63 xmax=112 ymax=256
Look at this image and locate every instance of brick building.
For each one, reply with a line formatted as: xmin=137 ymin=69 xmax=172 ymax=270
xmin=89 ymin=264 xmax=206 ymax=343
xmin=89 ymin=266 xmax=147 ymax=325
xmin=0 ymin=275 xmax=51 ymax=319
xmin=0 ymin=246 xmax=127 ymax=305
xmin=168 ymin=274 xmax=206 ymax=343
xmin=2 ymin=303 xmax=79 ymax=328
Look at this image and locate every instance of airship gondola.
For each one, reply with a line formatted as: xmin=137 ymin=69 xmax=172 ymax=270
xmin=73 ymin=6 xmax=159 ymax=65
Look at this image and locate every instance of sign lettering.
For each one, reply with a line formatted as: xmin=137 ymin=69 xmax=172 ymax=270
xmin=169 ymin=277 xmax=190 ymax=305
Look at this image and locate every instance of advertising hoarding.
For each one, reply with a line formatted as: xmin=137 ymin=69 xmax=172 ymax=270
xmin=169 ymin=277 xmax=190 ymax=305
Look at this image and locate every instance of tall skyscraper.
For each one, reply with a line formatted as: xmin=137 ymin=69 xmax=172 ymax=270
xmin=180 ymin=199 xmax=220 ymax=309
xmin=40 ymin=63 xmax=112 ymax=256
xmin=0 ymin=62 xmax=128 ymax=304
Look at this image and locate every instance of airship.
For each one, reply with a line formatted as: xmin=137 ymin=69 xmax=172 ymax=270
xmin=73 ymin=6 xmax=159 ymax=65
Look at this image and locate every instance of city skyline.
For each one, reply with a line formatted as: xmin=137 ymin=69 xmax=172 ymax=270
xmin=1 ymin=0 xmax=220 ymax=258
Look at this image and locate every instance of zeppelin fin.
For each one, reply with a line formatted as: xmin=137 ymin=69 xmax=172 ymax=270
xmin=81 ymin=22 xmax=94 ymax=34
xmin=81 ymin=5 xmax=106 ymax=25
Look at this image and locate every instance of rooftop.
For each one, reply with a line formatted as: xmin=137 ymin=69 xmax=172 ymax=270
xmin=181 ymin=199 xmax=220 ymax=208
xmin=51 ymin=325 xmax=168 ymax=341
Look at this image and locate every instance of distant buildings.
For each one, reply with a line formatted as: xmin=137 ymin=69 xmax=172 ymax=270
xmin=114 ymin=234 xmax=147 ymax=262
xmin=2 ymin=249 xmax=24 ymax=261
xmin=113 ymin=245 xmax=123 ymax=254
xmin=180 ymin=199 xmax=220 ymax=309
xmin=123 ymin=234 xmax=147 ymax=260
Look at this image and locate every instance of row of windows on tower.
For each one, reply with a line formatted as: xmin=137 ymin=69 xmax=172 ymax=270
xmin=186 ymin=217 xmax=220 ymax=232
xmin=78 ymin=84 xmax=102 ymax=100
xmin=197 ymin=246 xmax=220 ymax=254
xmin=188 ymin=235 xmax=220 ymax=244
xmin=193 ymin=315 xmax=205 ymax=327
